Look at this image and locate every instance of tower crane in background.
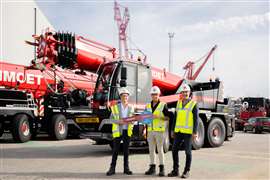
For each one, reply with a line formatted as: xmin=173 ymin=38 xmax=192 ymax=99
xmin=183 ymin=45 xmax=217 ymax=80
xmin=114 ymin=1 xmax=130 ymax=59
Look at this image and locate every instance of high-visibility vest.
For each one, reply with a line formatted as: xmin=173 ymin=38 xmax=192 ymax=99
xmin=174 ymin=99 xmax=196 ymax=134
xmin=111 ymin=104 xmax=134 ymax=138
xmin=146 ymin=102 xmax=166 ymax=132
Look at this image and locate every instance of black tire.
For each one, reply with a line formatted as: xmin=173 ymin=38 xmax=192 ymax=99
xmin=0 ymin=123 xmax=4 ymax=137
xmin=48 ymin=114 xmax=68 ymax=140
xmin=206 ymin=117 xmax=226 ymax=147
xmin=253 ymin=127 xmax=261 ymax=134
xmin=12 ymin=114 xmax=31 ymax=143
xmin=192 ymin=118 xmax=205 ymax=150
xmin=243 ymin=127 xmax=247 ymax=133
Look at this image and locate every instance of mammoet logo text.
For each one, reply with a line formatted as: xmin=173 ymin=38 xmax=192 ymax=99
xmin=0 ymin=70 xmax=43 ymax=85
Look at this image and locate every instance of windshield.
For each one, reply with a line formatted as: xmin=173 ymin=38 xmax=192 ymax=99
xmin=93 ymin=63 xmax=117 ymax=105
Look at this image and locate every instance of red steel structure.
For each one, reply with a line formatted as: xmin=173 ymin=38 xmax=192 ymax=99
xmin=0 ymin=61 xmax=96 ymax=98
xmin=25 ymin=30 xmax=184 ymax=96
xmin=23 ymin=29 xmax=218 ymax=98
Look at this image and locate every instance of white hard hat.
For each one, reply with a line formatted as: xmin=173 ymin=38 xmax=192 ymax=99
xmin=150 ymin=86 xmax=161 ymax=94
xmin=179 ymin=84 xmax=191 ymax=92
xmin=118 ymin=87 xmax=130 ymax=96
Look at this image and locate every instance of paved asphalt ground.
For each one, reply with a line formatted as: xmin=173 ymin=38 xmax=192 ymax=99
xmin=0 ymin=131 xmax=269 ymax=180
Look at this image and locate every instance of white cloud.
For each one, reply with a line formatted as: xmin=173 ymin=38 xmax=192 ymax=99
xmin=177 ymin=12 xmax=270 ymax=34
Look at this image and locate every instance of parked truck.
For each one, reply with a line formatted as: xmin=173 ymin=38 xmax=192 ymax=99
xmin=235 ymin=97 xmax=270 ymax=130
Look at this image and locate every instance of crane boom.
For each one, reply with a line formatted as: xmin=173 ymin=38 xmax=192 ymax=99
xmin=184 ymin=45 xmax=217 ymax=80
xmin=114 ymin=1 xmax=130 ymax=58
xmin=192 ymin=45 xmax=217 ymax=80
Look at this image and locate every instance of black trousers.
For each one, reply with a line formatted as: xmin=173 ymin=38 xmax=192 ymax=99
xmin=110 ymin=130 xmax=130 ymax=169
xmin=172 ymin=132 xmax=192 ymax=172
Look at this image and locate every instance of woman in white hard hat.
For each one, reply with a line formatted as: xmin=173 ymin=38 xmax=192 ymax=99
xmin=145 ymin=86 xmax=170 ymax=176
xmin=106 ymin=87 xmax=134 ymax=176
xmin=168 ymin=84 xmax=199 ymax=179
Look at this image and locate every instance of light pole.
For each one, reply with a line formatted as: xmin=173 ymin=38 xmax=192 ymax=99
xmin=168 ymin=32 xmax=175 ymax=72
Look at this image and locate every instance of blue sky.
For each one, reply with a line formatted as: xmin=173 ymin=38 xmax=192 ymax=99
xmin=36 ymin=0 xmax=269 ymax=98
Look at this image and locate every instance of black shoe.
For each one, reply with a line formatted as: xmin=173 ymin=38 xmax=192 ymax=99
xmin=145 ymin=164 xmax=156 ymax=175
xmin=124 ymin=169 xmax=133 ymax=175
xmin=106 ymin=167 xmax=115 ymax=176
xmin=181 ymin=171 xmax=190 ymax=178
xmin=168 ymin=170 xmax=179 ymax=177
xmin=158 ymin=165 xmax=165 ymax=177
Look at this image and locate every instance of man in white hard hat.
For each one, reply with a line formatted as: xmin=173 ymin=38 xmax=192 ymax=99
xmin=145 ymin=86 xmax=170 ymax=176
xmin=107 ymin=87 xmax=134 ymax=176
xmin=168 ymin=84 xmax=198 ymax=178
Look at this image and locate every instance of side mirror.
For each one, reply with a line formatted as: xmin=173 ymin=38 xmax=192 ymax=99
xmin=120 ymin=67 xmax=127 ymax=87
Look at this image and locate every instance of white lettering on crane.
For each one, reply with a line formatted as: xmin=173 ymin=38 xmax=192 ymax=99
xmin=4 ymin=71 xmax=16 ymax=82
xmin=16 ymin=72 xmax=25 ymax=83
xmin=36 ymin=75 xmax=43 ymax=85
xmin=152 ymin=70 xmax=164 ymax=80
xmin=26 ymin=73 xmax=35 ymax=84
xmin=0 ymin=70 xmax=43 ymax=85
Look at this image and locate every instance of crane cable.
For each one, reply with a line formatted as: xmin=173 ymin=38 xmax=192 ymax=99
xmin=191 ymin=47 xmax=216 ymax=73
xmin=212 ymin=49 xmax=215 ymax=72
xmin=126 ymin=36 xmax=147 ymax=59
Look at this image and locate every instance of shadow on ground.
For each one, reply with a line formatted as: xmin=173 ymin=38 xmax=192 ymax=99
xmin=0 ymin=172 xmax=149 ymax=179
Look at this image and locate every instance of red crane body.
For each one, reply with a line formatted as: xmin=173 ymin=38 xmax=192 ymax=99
xmin=26 ymin=31 xmax=184 ymax=95
xmin=0 ymin=61 xmax=96 ymax=99
xmin=4 ymin=29 xmax=217 ymax=101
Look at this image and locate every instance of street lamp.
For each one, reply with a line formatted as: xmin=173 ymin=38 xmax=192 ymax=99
xmin=168 ymin=32 xmax=175 ymax=72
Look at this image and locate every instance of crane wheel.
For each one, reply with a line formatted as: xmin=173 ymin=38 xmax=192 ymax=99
xmin=206 ymin=117 xmax=225 ymax=147
xmin=49 ymin=114 xmax=68 ymax=140
xmin=192 ymin=118 xmax=205 ymax=150
xmin=0 ymin=123 xmax=4 ymax=137
xmin=12 ymin=114 xmax=31 ymax=143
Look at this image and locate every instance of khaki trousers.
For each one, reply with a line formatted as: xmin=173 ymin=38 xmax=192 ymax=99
xmin=147 ymin=131 xmax=165 ymax=165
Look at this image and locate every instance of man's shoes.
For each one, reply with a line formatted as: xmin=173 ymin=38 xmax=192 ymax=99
xmin=158 ymin=165 xmax=165 ymax=177
xmin=145 ymin=164 xmax=156 ymax=175
xmin=168 ymin=170 xmax=179 ymax=177
xmin=106 ymin=166 xmax=115 ymax=176
xmin=181 ymin=171 xmax=190 ymax=178
xmin=124 ymin=168 xmax=133 ymax=175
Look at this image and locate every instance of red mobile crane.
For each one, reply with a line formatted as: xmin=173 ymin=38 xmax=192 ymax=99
xmin=0 ymin=2 xmax=234 ymax=148
xmin=0 ymin=30 xmax=116 ymax=142
xmin=54 ymin=2 xmax=232 ymax=150
xmin=0 ymin=31 xmax=233 ymax=148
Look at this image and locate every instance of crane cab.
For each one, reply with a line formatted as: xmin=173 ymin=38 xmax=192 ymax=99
xmin=92 ymin=60 xmax=152 ymax=112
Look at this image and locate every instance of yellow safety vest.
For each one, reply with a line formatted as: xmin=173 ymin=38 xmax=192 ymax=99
xmin=174 ymin=100 xmax=196 ymax=134
xmin=111 ymin=104 xmax=134 ymax=138
xmin=146 ymin=102 xmax=166 ymax=132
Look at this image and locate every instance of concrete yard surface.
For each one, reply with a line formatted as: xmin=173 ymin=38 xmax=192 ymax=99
xmin=0 ymin=131 xmax=269 ymax=180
